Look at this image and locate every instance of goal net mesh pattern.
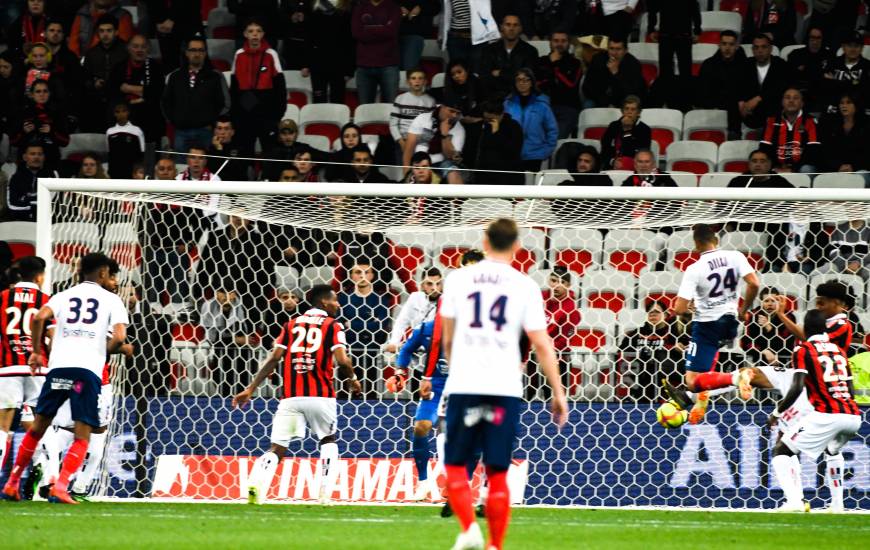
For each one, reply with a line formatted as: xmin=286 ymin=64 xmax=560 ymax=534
xmin=41 ymin=182 xmax=870 ymax=508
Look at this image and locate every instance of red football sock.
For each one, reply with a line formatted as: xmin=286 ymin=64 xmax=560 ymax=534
xmin=692 ymin=372 xmax=733 ymax=392
xmin=8 ymin=430 xmax=43 ymax=482
xmin=1 ymin=436 xmax=11 ymax=470
xmin=445 ymin=464 xmax=475 ymax=531
xmin=55 ymin=438 xmax=89 ymax=491
xmin=485 ymin=467 xmax=511 ymax=550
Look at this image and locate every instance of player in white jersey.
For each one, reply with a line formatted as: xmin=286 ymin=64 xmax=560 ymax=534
xmin=1 ymin=253 xmax=129 ymax=504
xmin=439 ymin=219 xmax=567 ymax=550
xmin=664 ymin=225 xmax=760 ymax=424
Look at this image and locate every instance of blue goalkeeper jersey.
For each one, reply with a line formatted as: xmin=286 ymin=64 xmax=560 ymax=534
xmin=396 ymin=320 xmax=448 ymax=382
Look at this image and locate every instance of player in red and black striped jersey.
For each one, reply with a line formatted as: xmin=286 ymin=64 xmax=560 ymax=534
xmin=0 ymin=257 xmax=50 ymax=473
xmin=777 ymin=280 xmax=857 ymax=355
xmin=232 ymin=285 xmax=360 ymax=505
xmin=768 ymin=310 xmax=862 ymax=512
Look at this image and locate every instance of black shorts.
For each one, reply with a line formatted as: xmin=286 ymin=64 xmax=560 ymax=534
xmin=444 ymin=394 xmax=521 ymax=471
xmin=35 ymin=368 xmax=102 ymax=428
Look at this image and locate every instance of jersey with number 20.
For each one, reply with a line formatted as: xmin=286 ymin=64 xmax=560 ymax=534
xmin=439 ymin=259 xmax=547 ymax=398
xmin=677 ymin=249 xmax=754 ymax=322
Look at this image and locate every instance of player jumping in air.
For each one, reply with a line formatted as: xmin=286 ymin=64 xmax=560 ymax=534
xmin=664 ymin=224 xmax=760 ymax=424
xmin=439 ymin=219 xmax=567 ymax=550
xmin=768 ymin=310 xmax=862 ymax=512
xmin=2 ymin=253 xmax=129 ymax=504
xmin=233 ymin=284 xmax=361 ymax=505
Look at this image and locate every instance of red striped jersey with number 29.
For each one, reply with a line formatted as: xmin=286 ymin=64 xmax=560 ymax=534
xmin=0 ymin=283 xmax=52 ymax=376
xmin=793 ymin=334 xmax=860 ymax=416
xmin=275 ymin=308 xmax=347 ymax=398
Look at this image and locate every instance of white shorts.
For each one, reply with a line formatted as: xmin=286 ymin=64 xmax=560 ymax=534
xmin=783 ymin=411 xmax=862 ymax=460
xmin=754 ymin=366 xmax=813 ymax=433
xmin=20 ymin=404 xmax=34 ymax=423
xmin=270 ymin=397 xmax=336 ymax=446
xmin=53 ymin=384 xmax=113 ymax=429
xmin=0 ymin=376 xmax=44 ymax=410
xmin=437 ymin=390 xmax=448 ymax=419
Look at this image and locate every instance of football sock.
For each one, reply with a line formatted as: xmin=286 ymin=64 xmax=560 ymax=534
xmin=41 ymin=428 xmax=74 ymax=488
xmin=477 ymin=472 xmax=489 ymax=506
xmin=56 ymin=438 xmax=89 ymax=492
xmin=412 ymin=435 xmax=430 ymax=482
xmin=445 ymin=464 xmax=475 ymax=531
xmin=825 ymin=453 xmax=845 ymax=509
xmin=0 ymin=431 xmax=8 ymax=471
xmin=250 ymin=451 xmax=279 ymax=492
xmin=319 ymin=442 xmax=339 ymax=497
xmin=772 ymin=454 xmax=803 ymax=505
xmin=434 ymin=432 xmax=446 ymax=479
xmin=692 ymin=372 xmax=734 ymax=392
xmin=485 ymin=467 xmax=510 ymax=550
xmin=7 ymin=430 xmax=42 ymax=483
xmin=72 ymin=431 xmax=106 ymax=494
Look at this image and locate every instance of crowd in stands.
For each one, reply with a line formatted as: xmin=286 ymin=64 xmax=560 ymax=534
xmin=2 ymin=0 xmax=870 ymax=399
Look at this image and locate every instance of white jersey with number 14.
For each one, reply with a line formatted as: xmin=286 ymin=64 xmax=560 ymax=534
xmin=439 ymin=259 xmax=547 ymax=398
xmin=677 ymin=249 xmax=754 ymax=322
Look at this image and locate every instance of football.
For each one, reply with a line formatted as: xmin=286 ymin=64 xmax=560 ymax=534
xmin=657 ymin=401 xmax=688 ymax=429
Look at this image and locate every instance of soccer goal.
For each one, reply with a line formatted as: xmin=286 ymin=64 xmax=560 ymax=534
xmin=34 ymin=177 xmax=870 ymax=509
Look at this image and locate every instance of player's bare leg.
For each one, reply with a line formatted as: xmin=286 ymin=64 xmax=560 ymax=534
xmin=2 ymin=412 xmax=54 ymax=501
xmin=49 ymin=420 xmax=93 ymax=504
xmin=412 ymin=420 xmax=434 ymax=501
xmin=247 ymin=443 xmax=286 ymax=505
xmin=318 ymin=435 xmax=339 ymax=504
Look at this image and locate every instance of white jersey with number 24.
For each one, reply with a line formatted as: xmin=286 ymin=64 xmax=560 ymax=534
xmin=677 ymin=249 xmax=754 ymax=322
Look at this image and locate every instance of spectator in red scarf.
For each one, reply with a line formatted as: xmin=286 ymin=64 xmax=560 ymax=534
xmin=531 ymin=266 xmax=579 ymax=400
xmin=10 ymin=79 xmax=69 ymax=172
xmin=620 ymin=149 xmax=677 ymax=187
xmin=6 ymin=0 xmax=49 ymax=56
xmin=600 ymin=95 xmax=651 ymax=170
xmin=759 ymin=87 xmax=820 ymax=174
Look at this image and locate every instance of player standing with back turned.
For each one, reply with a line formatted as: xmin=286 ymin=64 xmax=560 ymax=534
xmin=439 ymin=218 xmax=568 ymax=550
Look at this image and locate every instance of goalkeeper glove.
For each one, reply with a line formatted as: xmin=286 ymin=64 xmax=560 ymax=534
xmin=386 ymin=370 xmax=407 ymax=392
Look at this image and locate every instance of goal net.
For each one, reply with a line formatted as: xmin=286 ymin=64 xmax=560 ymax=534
xmin=32 ymin=178 xmax=870 ymax=509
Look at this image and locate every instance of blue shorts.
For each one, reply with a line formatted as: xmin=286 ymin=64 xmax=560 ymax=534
xmin=444 ymin=394 xmax=521 ymax=471
xmin=685 ymin=315 xmax=739 ymax=373
xmin=414 ymin=380 xmax=445 ymax=425
xmin=35 ymin=368 xmax=102 ymax=428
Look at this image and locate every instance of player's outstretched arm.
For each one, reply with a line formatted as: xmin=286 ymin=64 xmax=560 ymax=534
xmin=526 ymin=329 xmax=568 ymax=428
xmin=28 ymin=305 xmax=54 ymax=375
xmin=334 ymin=347 xmax=361 ymax=395
xmin=233 ymin=347 xmax=284 ymax=408
xmin=738 ymin=272 xmax=761 ymax=319
xmin=775 ymin=296 xmax=805 ymax=340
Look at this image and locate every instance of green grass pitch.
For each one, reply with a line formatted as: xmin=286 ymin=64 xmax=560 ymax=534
xmin=1 ymin=501 xmax=866 ymax=549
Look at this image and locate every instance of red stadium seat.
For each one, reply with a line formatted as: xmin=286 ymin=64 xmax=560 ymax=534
xmin=172 ymin=323 xmax=206 ymax=343
xmin=439 ymin=246 xmax=469 ymax=269
xmin=389 ymin=243 xmax=427 ymax=283
xmin=511 ymin=248 xmax=538 ymax=274
xmin=554 ymin=249 xmax=596 ymax=276
xmin=673 ymin=250 xmax=700 ymax=271
xmin=586 ymin=291 xmax=627 ymax=313
xmin=608 ymin=250 xmax=649 ymax=275
xmin=569 ymin=329 xmax=608 ymax=351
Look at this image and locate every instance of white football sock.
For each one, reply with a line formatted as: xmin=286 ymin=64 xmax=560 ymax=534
xmin=825 ymin=452 xmax=845 ymax=509
xmin=434 ymin=431 xmax=446 ymax=480
xmin=772 ymin=454 xmax=804 ymax=505
xmin=476 ymin=472 xmax=489 ymax=506
xmin=72 ymin=431 xmax=106 ymax=494
xmin=319 ymin=442 xmax=339 ymax=499
xmin=250 ymin=451 xmax=279 ymax=493
xmin=40 ymin=428 xmax=75 ymax=487
xmin=0 ymin=431 xmax=9 ymax=471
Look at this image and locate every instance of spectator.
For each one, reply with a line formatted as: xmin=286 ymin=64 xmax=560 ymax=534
xmin=77 ymin=153 xmax=108 ymax=179
xmin=109 ymin=34 xmax=165 ymax=145
xmin=278 ymin=166 xmax=301 ymax=181
xmin=261 ymin=119 xmax=316 ymax=181
xmin=533 ymin=266 xmax=579 ymax=400
xmin=621 ymin=149 xmax=676 ymax=187
xmin=230 ymin=18 xmax=286 ymax=154
xmin=10 ymin=79 xmax=69 ymax=172
xmin=600 ymin=1 xmax=637 ymax=41
xmin=741 ymin=286 xmax=795 ymax=367
xmin=727 ymin=149 xmax=795 ymax=188
xmin=403 ymin=150 xmax=439 ymax=183
xmin=438 ymin=59 xmax=485 ymax=161
xmin=7 ymin=143 xmax=57 ymax=221
xmin=228 ymin=0 xmax=280 ymax=44
xmin=44 ymin=19 xmax=84 ymax=124
xmin=302 ymin=0 xmax=354 ymax=104
xmin=6 ymin=0 xmax=49 ymax=55
xmin=787 ymin=26 xmax=833 ymax=115
xmin=525 ymin=0 xmax=576 ymax=38
xmin=473 ymin=99 xmax=524 ymax=185
xmin=328 ymin=122 xmax=365 ymax=180
xmin=600 ymin=95 xmax=651 ymax=170
xmin=106 ymin=101 xmax=145 ymax=179
xmin=200 ymin=288 xmax=257 ymax=396
xmin=738 ymin=33 xmax=793 ymax=131
xmin=351 ymin=0 xmax=402 ymax=104
xmin=647 ymin=0 xmax=701 ymax=80
xmin=478 ymin=14 xmax=539 ymax=98
xmin=784 ymin=222 xmax=831 ymax=275
xmin=808 ymin=0 xmax=863 ymax=49
xmin=398 ymin=0 xmax=440 ymax=70
xmin=821 ymin=31 xmax=870 ymax=116
xmin=177 ymin=145 xmax=221 ymax=181
xmin=818 ymin=92 xmax=869 ymax=174
xmin=403 ymin=99 xmax=465 ymax=184
xmin=815 ymin=219 xmax=870 ymax=281
xmin=146 ymin=0 xmax=203 ymax=72
xmin=338 ymin=145 xmax=393 ymax=183
xmin=207 ymin=116 xmax=251 ymax=182
xmin=260 ymin=287 xmax=300 ymax=350
xmin=582 ymin=37 xmax=647 ymax=108
xmin=0 ymin=51 xmax=16 ymax=139
xmin=390 ymin=68 xmax=436 ymax=163
xmin=294 ymin=149 xmax=320 ymax=183
xmin=618 ymin=300 xmax=686 ymax=403
xmin=504 ymin=67 xmax=558 ymax=173
xmin=279 ymin=0 xmax=308 ymax=69
xmin=439 ymin=0 xmax=498 ymax=71
xmin=759 ymin=87 xmax=820 ymax=174
xmin=535 ymin=31 xmax=583 ymax=139
xmin=696 ymin=30 xmax=747 ymax=138
xmin=81 ymin=14 xmax=128 ymax=132
xmin=742 ymin=0 xmax=797 ymax=49
xmin=68 ymin=0 xmax=134 ymax=58
xmin=131 ymin=162 xmax=145 ymax=179
xmin=22 ymin=42 xmax=64 ymax=105
xmin=557 ymin=145 xmax=612 ymax=187
xmin=162 ymin=36 xmax=230 ymax=153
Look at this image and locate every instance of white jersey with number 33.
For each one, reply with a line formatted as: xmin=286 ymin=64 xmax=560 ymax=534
xmin=677 ymin=249 xmax=754 ymax=322
xmin=439 ymin=259 xmax=547 ymax=398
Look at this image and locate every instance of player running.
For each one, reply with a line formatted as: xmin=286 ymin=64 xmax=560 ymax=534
xmin=0 ymin=257 xmax=51 ymax=474
xmin=663 ymin=224 xmax=760 ymax=423
xmin=1 ymin=253 xmax=129 ymax=504
xmin=233 ymin=284 xmax=361 ymax=505
xmin=768 ymin=310 xmax=862 ymax=512
xmin=439 ymin=219 xmax=567 ymax=550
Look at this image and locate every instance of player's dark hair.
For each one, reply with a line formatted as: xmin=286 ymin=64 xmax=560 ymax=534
xmin=804 ymin=309 xmax=827 ymax=338
xmin=720 ymin=30 xmax=738 ymax=40
xmin=461 ymin=249 xmax=484 ymax=265
xmin=423 ymin=267 xmax=442 ymax=279
xmin=308 ymin=284 xmax=334 ymax=308
xmin=8 ymin=256 xmax=45 ymax=283
xmin=79 ymin=252 xmax=120 ymax=278
xmin=816 ymin=281 xmax=854 ymax=308
xmin=486 ymin=218 xmax=519 ymax=252
xmin=551 ymin=265 xmax=571 ymax=284
xmin=760 ymin=286 xmax=780 ymax=299
xmin=692 ymin=224 xmax=718 ymax=245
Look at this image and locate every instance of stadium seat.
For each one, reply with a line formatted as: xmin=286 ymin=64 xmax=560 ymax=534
xmin=296 ymin=134 xmax=330 ymax=152
xmin=0 ymin=221 xmax=37 ymax=259
xmin=577 ymin=108 xmax=620 ymax=140
xmin=690 ymin=43 xmax=718 ymax=76
xmin=617 ymin=308 xmax=647 ymax=332
xmin=717 ymin=140 xmax=758 ymax=172
xmin=283 ymin=103 xmax=300 ymax=123
xmin=61 ymin=133 xmax=108 ymax=161
xmin=603 ymin=170 xmax=632 ymax=186
xmin=420 ymin=39 xmax=445 ymax=79
xmin=782 ymin=173 xmax=811 ymax=188
xmin=666 ymin=141 xmax=718 ymax=175
xmin=699 ymin=172 xmax=738 ymax=187
xmin=763 ymin=272 xmax=808 ymax=312
xmin=780 ymin=44 xmax=804 ymax=60
xmin=698 ymin=11 xmax=742 ymax=44
xmin=353 ymin=103 xmax=392 ymax=136
xmin=683 ymin=109 xmax=728 ymax=145
xmin=431 ymin=72 xmax=445 ymax=88
xmin=284 ymin=70 xmax=313 ymax=107
xmin=639 ymin=108 xmax=683 ymax=156
xmin=529 ymin=40 xmax=550 ymax=57
xmin=52 ymin=222 xmax=101 ymax=265
xmin=813 ymin=173 xmax=865 ymax=189
xmin=537 ymin=169 xmax=571 ymax=186
xmin=667 ymin=170 xmax=700 ymax=187
xmin=206 ymin=7 xmax=236 ymax=39
xmin=741 ymin=43 xmax=780 ymax=57
xmin=665 ymin=230 xmax=699 ymax=272
xmin=207 ymin=39 xmax=236 ymax=72
xmin=221 ymin=70 xmax=231 ymax=87
xmin=299 ymin=103 xmax=351 ymax=144
xmin=549 ymin=228 xmax=603 ymax=276
xmin=513 ymin=228 xmax=547 ymax=273
xmin=716 ymin=0 xmax=750 ymax=18
xmin=720 ymin=230 xmax=768 ymax=271
xmin=460 ymin=198 xmax=514 ymax=224
xmin=299 ymin=265 xmax=335 ymax=290
xmin=581 ymin=270 xmax=637 ymax=312
xmin=385 ymin=230 xmax=435 ymax=283
xmin=603 ymin=229 xmax=660 ymax=276
xmin=629 ymin=42 xmax=659 ymax=84
xmin=274 ymin=265 xmax=300 ymax=291
xmin=571 ymin=309 xmax=617 ymax=351
xmin=433 ymin=228 xmax=483 ymax=269
xmin=104 ymin=222 xmax=142 ymax=270
xmin=638 ymin=271 xmax=683 ymax=309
